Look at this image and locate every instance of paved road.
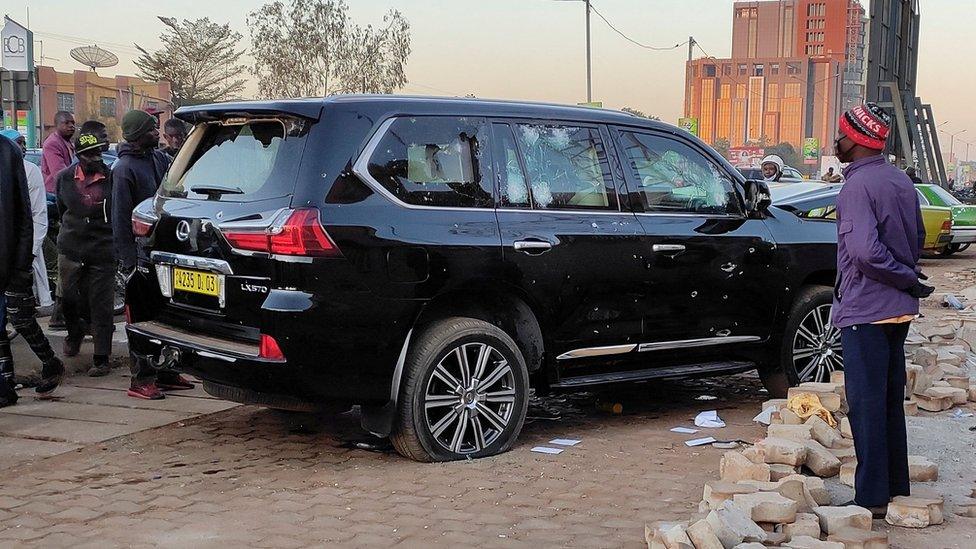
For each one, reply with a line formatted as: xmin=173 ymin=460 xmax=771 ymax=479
xmin=0 ymin=374 xmax=236 ymax=469
xmin=0 ymin=373 xmax=768 ymax=548
xmin=0 ymin=251 xmax=974 ymax=547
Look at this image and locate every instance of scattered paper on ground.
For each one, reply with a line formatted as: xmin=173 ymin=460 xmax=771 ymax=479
xmin=684 ymin=437 xmax=717 ymax=447
xmin=753 ymin=406 xmax=776 ymax=425
xmin=530 ymin=446 xmax=564 ymax=455
xmin=694 ymin=410 xmax=726 ymax=428
xmin=549 ymin=438 xmax=581 ymax=446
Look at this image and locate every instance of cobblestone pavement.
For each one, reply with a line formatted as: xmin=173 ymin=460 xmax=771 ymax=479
xmin=0 ymin=253 xmax=974 ymax=548
xmin=0 ymin=375 xmax=767 ymax=548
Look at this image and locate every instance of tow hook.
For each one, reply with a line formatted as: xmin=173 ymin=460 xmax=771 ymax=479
xmin=155 ymin=346 xmax=182 ymax=371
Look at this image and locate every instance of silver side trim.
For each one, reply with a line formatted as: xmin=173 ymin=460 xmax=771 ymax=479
xmin=637 ymin=336 xmax=761 ymax=352
xmin=150 ymin=251 xmax=234 ymax=275
xmin=556 ymin=336 xmax=762 ymax=360
xmin=556 ymin=344 xmax=637 ymax=361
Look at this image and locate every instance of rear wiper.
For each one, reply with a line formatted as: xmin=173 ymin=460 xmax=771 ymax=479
xmin=190 ymin=185 xmax=245 ymax=199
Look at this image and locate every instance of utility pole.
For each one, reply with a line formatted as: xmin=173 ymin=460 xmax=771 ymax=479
xmin=585 ymin=0 xmax=592 ymax=103
xmin=688 ymin=36 xmax=696 ymax=62
xmin=942 ymin=128 xmax=967 ymax=169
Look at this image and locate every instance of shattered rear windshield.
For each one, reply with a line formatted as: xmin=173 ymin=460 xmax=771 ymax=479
xmin=161 ymin=117 xmax=309 ymax=202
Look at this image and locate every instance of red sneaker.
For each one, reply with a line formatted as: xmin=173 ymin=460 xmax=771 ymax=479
xmin=127 ymin=383 xmax=165 ymax=400
xmin=156 ymin=374 xmax=195 ymax=391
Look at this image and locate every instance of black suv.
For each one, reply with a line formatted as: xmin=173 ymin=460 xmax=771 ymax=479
xmin=126 ymin=96 xmax=840 ymax=462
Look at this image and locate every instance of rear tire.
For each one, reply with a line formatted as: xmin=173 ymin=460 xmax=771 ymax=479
xmin=778 ymin=286 xmax=843 ymax=387
xmin=390 ymin=317 xmax=529 ymax=462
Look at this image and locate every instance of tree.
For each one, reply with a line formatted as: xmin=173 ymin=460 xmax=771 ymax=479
xmin=764 ymin=142 xmax=800 ymax=169
xmin=86 ymin=97 xmax=122 ymax=142
xmin=712 ymin=138 xmax=731 ymax=160
xmin=621 ymin=107 xmax=660 ymax=121
xmin=340 ymin=10 xmax=411 ymax=94
xmin=135 ymin=17 xmax=247 ymax=107
xmin=248 ymin=0 xmax=411 ymax=98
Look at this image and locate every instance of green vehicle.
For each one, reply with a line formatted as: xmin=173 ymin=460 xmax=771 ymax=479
xmin=916 ymin=184 xmax=976 ymax=255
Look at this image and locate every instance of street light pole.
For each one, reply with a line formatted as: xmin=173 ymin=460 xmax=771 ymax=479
xmin=940 ymin=128 xmax=967 ymax=168
xmin=585 ymin=0 xmax=592 ymax=103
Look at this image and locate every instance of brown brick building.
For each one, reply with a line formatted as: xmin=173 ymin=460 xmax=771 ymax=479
xmin=36 ymin=66 xmax=172 ymax=143
xmin=685 ymin=0 xmax=865 ymax=160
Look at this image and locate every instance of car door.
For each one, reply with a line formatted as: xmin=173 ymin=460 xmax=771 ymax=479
xmin=492 ymin=121 xmax=647 ymax=368
xmin=611 ymin=127 xmax=780 ymax=350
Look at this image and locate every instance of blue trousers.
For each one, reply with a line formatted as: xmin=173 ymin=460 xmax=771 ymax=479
xmin=841 ymin=322 xmax=911 ymax=507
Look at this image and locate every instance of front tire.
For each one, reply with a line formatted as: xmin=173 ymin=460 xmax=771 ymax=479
xmin=391 ymin=317 xmax=529 ymax=462
xmin=779 ymin=286 xmax=843 ymax=387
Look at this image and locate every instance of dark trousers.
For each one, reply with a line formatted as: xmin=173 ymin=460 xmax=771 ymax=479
xmin=841 ymin=322 xmax=911 ymax=507
xmin=1 ymin=286 xmax=58 ymax=383
xmin=59 ymin=256 xmax=115 ymax=357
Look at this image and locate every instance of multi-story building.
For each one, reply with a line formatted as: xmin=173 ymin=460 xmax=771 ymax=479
xmin=685 ymin=0 xmax=864 ymax=159
xmin=36 ymin=66 xmax=172 ymax=143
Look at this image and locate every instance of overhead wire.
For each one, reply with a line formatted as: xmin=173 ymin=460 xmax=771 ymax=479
xmin=587 ymin=4 xmax=687 ymax=51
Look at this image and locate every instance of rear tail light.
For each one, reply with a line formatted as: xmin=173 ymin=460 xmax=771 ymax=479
xmin=132 ymin=211 xmax=156 ymax=237
xmin=124 ymin=304 xmax=132 ymax=324
xmin=942 ymin=219 xmax=952 ymax=232
xmin=259 ymin=334 xmax=286 ymax=361
xmin=220 ymin=208 xmax=340 ymax=257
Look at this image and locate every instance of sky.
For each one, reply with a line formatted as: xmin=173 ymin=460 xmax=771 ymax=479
xmin=7 ymin=0 xmax=976 ymax=160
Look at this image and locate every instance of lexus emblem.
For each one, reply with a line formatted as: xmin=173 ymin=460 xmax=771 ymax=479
xmin=175 ymin=220 xmax=191 ymax=242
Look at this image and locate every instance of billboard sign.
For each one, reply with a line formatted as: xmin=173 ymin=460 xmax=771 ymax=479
xmin=728 ymin=147 xmax=764 ymax=167
xmin=1 ymin=17 xmax=32 ymax=72
xmin=803 ymin=138 xmax=820 ymax=165
xmin=2 ymin=109 xmax=28 ymax=131
xmin=677 ymin=117 xmax=699 ymax=136
xmin=577 ymin=101 xmax=603 ymax=108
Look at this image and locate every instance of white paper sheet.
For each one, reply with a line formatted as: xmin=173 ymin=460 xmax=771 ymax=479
xmin=753 ymin=406 xmax=776 ymax=425
xmin=549 ymin=438 xmax=581 ymax=446
xmin=530 ymin=446 xmax=564 ymax=455
xmin=694 ymin=410 xmax=726 ymax=428
xmin=685 ymin=437 xmax=717 ymax=447
xmin=670 ymin=427 xmax=700 ymax=434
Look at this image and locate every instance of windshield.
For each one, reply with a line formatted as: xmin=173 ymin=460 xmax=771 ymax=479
xmin=927 ymin=185 xmax=963 ymax=206
xmin=161 ymin=117 xmax=310 ymax=202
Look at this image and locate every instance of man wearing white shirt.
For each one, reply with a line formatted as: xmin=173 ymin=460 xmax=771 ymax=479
xmin=0 ymin=130 xmax=53 ymax=309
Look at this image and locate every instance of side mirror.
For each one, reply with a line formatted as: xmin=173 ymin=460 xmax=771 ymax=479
xmin=743 ymin=179 xmax=772 ymax=215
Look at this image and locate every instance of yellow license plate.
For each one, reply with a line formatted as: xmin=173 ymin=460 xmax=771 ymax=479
xmin=172 ymin=268 xmax=221 ymax=297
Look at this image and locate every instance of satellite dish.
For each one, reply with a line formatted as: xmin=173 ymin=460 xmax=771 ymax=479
xmin=70 ymin=45 xmax=119 ymax=72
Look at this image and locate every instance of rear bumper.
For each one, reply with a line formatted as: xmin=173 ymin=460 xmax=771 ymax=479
xmin=950 ymin=226 xmax=976 ymax=243
xmin=127 ymin=321 xmax=321 ymax=400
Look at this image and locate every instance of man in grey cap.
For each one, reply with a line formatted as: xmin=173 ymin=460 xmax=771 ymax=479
xmin=111 ymin=110 xmax=194 ymax=399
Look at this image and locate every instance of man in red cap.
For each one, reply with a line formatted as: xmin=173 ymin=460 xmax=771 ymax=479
xmin=832 ymin=103 xmax=933 ymax=516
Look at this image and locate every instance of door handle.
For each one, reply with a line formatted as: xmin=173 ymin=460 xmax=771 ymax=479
xmin=652 ymin=244 xmax=686 ymax=253
xmin=514 ymin=240 xmax=553 ymax=254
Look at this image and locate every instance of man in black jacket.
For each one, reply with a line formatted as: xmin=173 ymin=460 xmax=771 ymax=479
xmin=56 ymin=131 xmax=117 ymax=378
xmin=1 ymin=133 xmax=63 ymax=406
xmin=111 ymin=110 xmax=194 ymax=399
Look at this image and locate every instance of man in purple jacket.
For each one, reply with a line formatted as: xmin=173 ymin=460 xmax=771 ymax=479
xmin=41 ymin=111 xmax=76 ymax=193
xmin=833 ymin=103 xmax=934 ymax=516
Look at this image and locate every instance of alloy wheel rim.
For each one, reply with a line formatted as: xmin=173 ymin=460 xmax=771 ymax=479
xmin=423 ymin=343 xmax=516 ymax=455
xmin=792 ymin=304 xmax=843 ymax=383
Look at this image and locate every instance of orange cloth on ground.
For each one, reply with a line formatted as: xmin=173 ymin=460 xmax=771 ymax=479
xmin=786 ymin=393 xmax=838 ymax=427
